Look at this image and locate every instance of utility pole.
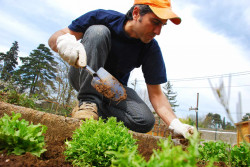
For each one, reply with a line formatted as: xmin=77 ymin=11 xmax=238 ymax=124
xmin=189 ymin=93 xmax=199 ymax=130
xmin=131 ymin=78 xmax=137 ymax=90
xmin=134 ymin=78 xmax=137 ymax=91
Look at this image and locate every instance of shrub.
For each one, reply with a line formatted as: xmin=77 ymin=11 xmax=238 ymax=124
xmin=0 ymin=89 xmax=37 ymax=109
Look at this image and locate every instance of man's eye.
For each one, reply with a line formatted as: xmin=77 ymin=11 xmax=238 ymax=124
xmin=152 ymin=20 xmax=160 ymax=25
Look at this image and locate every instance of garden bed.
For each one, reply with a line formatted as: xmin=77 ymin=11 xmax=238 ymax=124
xmin=0 ymin=101 xmax=188 ymax=167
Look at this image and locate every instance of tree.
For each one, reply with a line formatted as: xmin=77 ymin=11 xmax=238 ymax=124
xmin=213 ymin=113 xmax=222 ymax=128
xmin=225 ymin=121 xmax=235 ymax=130
xmin=0 ymin=41 xmax=19 ymax=81
xmin=16 ymin=44 xmax=58 ymax=97
xmin=203 ymin=113 xmax=214 ymax=128
xmin=162 ymin=81 xmax=179 ymax=112
xmin=53 ymin=57 xmax=77 ymax=112
xmin=203 ymin=113 xmax=222 ymax=129
xmin=222 ymin=117 xmax=226 ymax=129
xmin=242 ymin=113 xmax=250 ymax=121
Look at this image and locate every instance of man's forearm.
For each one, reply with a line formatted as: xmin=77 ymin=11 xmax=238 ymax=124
xmin=147 ymin=84 xmax=177 ymax=126
xmin=48 ymin=29 xmax=67 ymax=52
xmin=147 ymin=84 xmax=194 ymax=138
xmin=48 ymin=28 xmax=84 ymax=53
xmin=150 ymin=93 xmax=177 ymax=125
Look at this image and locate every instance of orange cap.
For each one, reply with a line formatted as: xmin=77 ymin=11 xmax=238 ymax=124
xmin=134 ymin=0 xmax=181 ymax=25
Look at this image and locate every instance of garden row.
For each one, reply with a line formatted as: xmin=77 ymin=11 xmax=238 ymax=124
xmin=0 ymin=102 xmax=249 ymax=167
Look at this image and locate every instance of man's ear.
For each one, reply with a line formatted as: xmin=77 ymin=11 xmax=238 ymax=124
xmin=132 ymin=6 xmax=140 ymax=21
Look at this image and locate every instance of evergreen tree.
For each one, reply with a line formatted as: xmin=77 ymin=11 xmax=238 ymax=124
xmin=213 ymin=113 xmax=222 ymax=128
xmin=162 ymin=81 xmax=179 ymax=112
xmin=242 ymin=113 xmax=250 ymax=121
xmin=0 ymin=41 xmax=19 ymax=81
xmin=222 ymin=117 xmax=226 ymax=129
xmin=16 ymin=44 xmax=58 ymax=97
xmin=225 ymin=121 xmax=235 ymax=130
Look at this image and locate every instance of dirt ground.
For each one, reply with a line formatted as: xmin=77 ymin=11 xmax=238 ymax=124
xmin=0 ymin=139 xmax=72 ymax=167
xmin=0 ymin=102 xmax=170 ymax=167
xmin=0 ymin=102 xmax=225 ymax=167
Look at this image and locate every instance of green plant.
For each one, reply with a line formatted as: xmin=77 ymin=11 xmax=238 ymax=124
xmin=0 ymin=112 xmax=47 ymax=157
xmin=110 ymin=129 xmax=213 ymax=167
xmin=198 ymin=140 xmax=230 ymax=162
xmin=230 ymin=142 xmax=250 ymax=167
xmin=0 ymin=88 xmax=38 ymax=109
xmin=198 ymin=140 xmax=250 ymax=166
xmin=64 ymin=117 xmax=137 ymax=167
xmin=109 ymin=146 xmax=147 ymax=167
xmin=147 ymin=130 xmax=203 ymax=167
xmin=179 ymin=117 xmax=195 ymax=126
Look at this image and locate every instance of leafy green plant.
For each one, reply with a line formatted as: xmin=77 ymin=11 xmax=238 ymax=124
xmin=0 ymin=88 xmax=37 ymax=109
xmin=230 ymin=142 xmax=250 ymax=167
xmin=198 ymin=140 xmax=250 ymax=166
xmin=147 ymin=130 xmax=206 ymax=167
xmin=64 ymin=117 xmax=137 ymax=167
xmin=198 ymin=140 xmax=230 ymax=162
xmin=110 ymin=129 xmax=214 ymax=167
xmin=109 ymin=145 xmax=147 ymax=167
xmin=0 ymin=112 xmax=47 ymax=157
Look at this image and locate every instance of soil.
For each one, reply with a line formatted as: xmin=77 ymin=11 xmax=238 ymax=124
xmin=0 ymin=101 xmax=80 ymax=167
xmin=0 ymin=101 xmax=167 ymax=167
xmin=93 ymin=76 xmax=127 ymax=102
xmin=0 ymin=140 xmax=72 ymax=167
xmin=1 ymin=101 xmax=226 ymax=167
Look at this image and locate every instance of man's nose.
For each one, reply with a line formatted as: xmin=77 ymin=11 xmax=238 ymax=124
xmin=154 ymin=25 xmax=162 ymax=35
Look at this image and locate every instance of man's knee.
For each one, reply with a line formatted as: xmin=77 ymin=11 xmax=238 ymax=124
xmin=129 ymin=115 xmax=155 ymax=133
xmin=83 ymin=25 xmax=111 ymax=43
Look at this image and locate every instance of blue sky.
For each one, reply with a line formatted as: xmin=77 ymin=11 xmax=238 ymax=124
xmin=179 ymin=0 xmax=250 ymax=51
xmin=0 ymin=0 xmax=249 ymax=123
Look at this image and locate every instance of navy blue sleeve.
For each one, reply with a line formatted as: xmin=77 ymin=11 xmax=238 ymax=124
xmin=141 ymin=40 xmax=167 ymax=85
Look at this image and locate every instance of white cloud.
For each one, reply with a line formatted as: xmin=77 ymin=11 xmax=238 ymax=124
xmin=158 ymin=3 xmax=250 ymax=77
xmin=153 ymin=3 xmax=250 ymax=122
xmin=0 ymin=11 xmax=49 ymax=45
xmin=44 ymin=0 xmax=133 ymax=17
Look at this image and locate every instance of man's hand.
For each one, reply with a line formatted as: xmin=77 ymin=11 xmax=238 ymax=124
xmin=56 ymin=33 xmax=87 ymax=67
xmin=169 ymin=118 xmax=194 ymax=138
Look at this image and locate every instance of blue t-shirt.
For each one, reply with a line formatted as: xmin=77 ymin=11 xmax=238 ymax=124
xmin=68 ymin=9 xmax=167 ymax=86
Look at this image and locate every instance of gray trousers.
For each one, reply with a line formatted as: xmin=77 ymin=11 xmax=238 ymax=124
xmin=68 ymin=25 xmax=155 ymax=133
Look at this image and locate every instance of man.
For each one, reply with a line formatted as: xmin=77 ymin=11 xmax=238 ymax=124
xmin=48 ymin=0 xmax=194 ymax=138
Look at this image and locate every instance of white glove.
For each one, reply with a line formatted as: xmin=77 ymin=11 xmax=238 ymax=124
xmin=169 ymin=118 xmax=194 ymax=138
xmin=56 ymin=33 xmax=87 ymax=67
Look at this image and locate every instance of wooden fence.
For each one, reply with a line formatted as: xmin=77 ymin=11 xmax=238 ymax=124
xmin=147 ymin=117 xmax=171 ymax=137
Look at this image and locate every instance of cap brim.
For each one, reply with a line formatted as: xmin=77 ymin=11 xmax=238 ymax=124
xmin=149 ymin=6 xmax=181 ymax=25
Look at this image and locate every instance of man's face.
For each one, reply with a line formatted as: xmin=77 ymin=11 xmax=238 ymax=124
xmin=133 ymin=9 xmax=167 ymax=43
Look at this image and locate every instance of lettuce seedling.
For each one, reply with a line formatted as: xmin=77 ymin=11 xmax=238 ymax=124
xmin=64 ymin=117 xmax=137 ymax=167
xmin=110 ymin=128 xmax=214 ymax=167
xmin=229 ymin=142 xmax=250 ymax=167
xmin=0 ymin=112 xmax=47 ymax=157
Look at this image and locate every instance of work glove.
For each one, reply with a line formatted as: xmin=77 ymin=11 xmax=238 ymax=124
xmin=169 ymin=118 xmax=194 ymax=138
xmin=56 ymin=33 xmax=87 ymax=68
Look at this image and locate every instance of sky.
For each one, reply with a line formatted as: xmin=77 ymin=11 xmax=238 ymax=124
xmin=0 ymin=0 xmax=249 ymax=124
